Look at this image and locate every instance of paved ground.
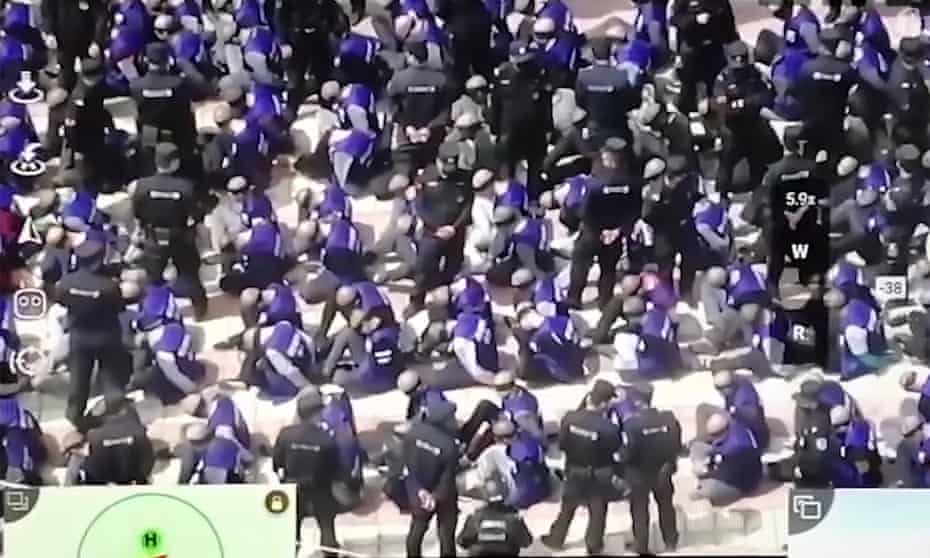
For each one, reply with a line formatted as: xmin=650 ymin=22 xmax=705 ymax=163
xmin=9 ymin=2 xmax=930 ymax=557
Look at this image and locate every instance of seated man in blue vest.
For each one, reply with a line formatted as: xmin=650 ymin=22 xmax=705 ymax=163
xmin=511 ymin=301 xmax=587 ymax=384
xmin=712 ymin=370 xmax=770 ymax=452
xmin=829 ymin=405 xmax=882 ymax=488
xmin=613 ymin=296 xmax=683 ymax=380
xmin=317 ymin=283 xmax=406 ymax=395
xmin=296 ymin=215 xmax=368 ymax=306
xmin=239 ymin=317 xmax=321 ymax=399
xmin=218 ymin=191 xmax=293 ymax=296
xmin=824 ymin=288 xmax=889 ymax=380
xmin=0 ymin=389 xmax=47 ymax=485
xmin=176 ymin=421 xmax=255 ymax=484
xmin=690 ymin=413 xmax=763 ymax=506
xmin=127 ymin=285 xmax=206 ymax=410
xmin=215 ymin=282 xmax=301 ymax=350
xmin=485 ymin=207 xmax=554 ymax=288
xmin=465 ymin=419 xmax=553 ymax=510
xmin=205 ymin=393 xmax=253 ymax=451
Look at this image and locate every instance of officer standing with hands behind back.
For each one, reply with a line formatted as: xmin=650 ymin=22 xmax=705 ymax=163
xmin=541 ymin=381 xmax=623 ymax=556
xmin=619 ymin=395 xmax=684 ymax=555
xmin=55 ymin=240 xmax=132 ymax=431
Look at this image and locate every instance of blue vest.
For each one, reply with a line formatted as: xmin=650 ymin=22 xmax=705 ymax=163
xmin=853 ymin=9 xmax=893 ymax=62
xmin=63 ymin=191 xmax=102 ymax=230
xmin=532 ymin=276 xmax=568 ymax=317
xmin=854 ymin=41 xmax=890 ymax=81
xmin=539 ymin=35 xmax=577 ymax=72
xmin=692 ymin=198 xmax=729 ymax=241
xmin=355 ymin=281 xmax=392 ymax=315
xmin=318 ymin=183 xmax=353 ymax=221
xmin=618 ymin=38 xmax=652 ymax=76
xmin=242 ymin=221 xmax=285 ymax=260
xmin=0 ymin=399 xmax=44 ymax=474
xmin=452 ymin=277 xmax=491 ymax=319
xmin=115 ymin=0 xmax=152 ymax=37
xmin=784 ymin=6 xmax=820 ymax=54
xmin=408 ymin=385 xmax=448 ymax=420
xmin=529 ymin=315 xmax=584 ymax=382
xmin=241 ymin=191 xmax=275 ymax=226
xmin=563 ymin=174 xmax=591 ymax=210
xmin=397 ymin=0 xmax=433 ymax=18
xmin=361 ymin=324 xmax=402 ymax=389
xmin=751 ymin=308 xmax=790 ymax=353
xmin=839 ymin=418 xmax=875 ymax=457
xmin=860 ymin=162 xmax=894 ymax=191
xmin=199 ymin=437 xmax=245 ymax=483
xmin=173 ymin=0 xmax=203 ymax=25
xmin=172 ymin=30 xmax=208 ymax=65
xmin=338 ymin=33 xmax=380 ymax=64
xmin=727 ymin=264 xmax=766 ymax=307
xmin=636 ymin=307 xmax=677 ymax=378
xmin=817 ymin=380 xmax=848 ymax=410
xmin=840 ymin=299 xmax=886 ymax=379
xmin=322 ymin=219 xmax=363 ymax=282
xmin=235 ymin=0 xmax=270 ymax=29
xmin=107 ymin=27 xmax=145 ymax=90
xmin=261 ymin=283 xmax=299 ymax=326
xmin=537 ymin=0 xmax=574 ymax=33
xmin=641 ymin=273 xmax=678 ymax=311
xmin=320 ymin=393 xmax=363 ymax=478
xmin=495 ymin=181 xmax=529 ymax=214
xmin=507 ymin=431 xmax=549 ymax=509
xmin=500 ymin=218 xmax=547 ymax=261
xmin=710 ymin=421 xmax=762 ymax=492
xmin=501 ymin=386 xmax=540 ymax=420
xmin=262 ymin=321 xmax=314 ymax=398
xmin=138 ymin=285 xmax=181 ymax=330
xmin=207 ymin=396 xmax=252 ymax=449
xmin=233 ymin=124 xmax=272 ymax=187
xmin=247 ymin=81 xmax=286 ymax=124
xmin=454 ymin=312 xmax=499 ymax=372
xmin=338 ymin=83 xmax=378 ymax=131
xmin=633 ymin=1 xmax=667 ymax=43
xmin=331 ymin=128 xmax=376 ymax=168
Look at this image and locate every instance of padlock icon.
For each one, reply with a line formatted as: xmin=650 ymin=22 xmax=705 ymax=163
xmin=265 ymin=490 xmax=289 ymax=514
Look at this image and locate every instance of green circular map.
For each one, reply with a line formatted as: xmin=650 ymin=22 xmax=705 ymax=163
xmin=76 ymin=493 xmax=225 ymax=558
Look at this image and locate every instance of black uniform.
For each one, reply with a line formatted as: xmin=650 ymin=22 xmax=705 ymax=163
xmin=492 ymin=45 xmax=553 ymax=200
xmin=403 ymin=418 xmax=460 ymax=558
xmin=386 ymin=48 xmax=452 ymax=178
xmin=541 ymin=122 xmax=603 ymax=187
xmin=129 ymin=44 xmax=209 ymax=176
xmin=567 ymin=144 xmax=642 ymax=307
xmin=457 ymin=501 xmax=533 ymax=556
xmin=132 ymin=152 xmax=208 ymax=314
xmin=543 ymin=408 xmax=622 ymax=555
xmin=670 ymin=0 xmax=740 ymax=112
xmin=620 ymin=407 xmax=683 ymax=555
xmin=273 ymin=420 xmax=343 ymax=556
xmin=54 ymin=242 xmax=130 ymax=430
xmin=440 ymin=0 xmax=494 ymax=86
xmin=410 ymin=157 xmax=473 ymax=309
xmin=575 ymin=47 xmax=639 ymax=146
xmin=887 ymin=39 xmax=930 ymax=151
xmin=712 ymin=45 xmax=781 ymax=196
xmin=762 ymin=152 xmax=829 ymax=289
xmin=41 ymin=0 xmax=108 ymax=91
xmin=276 ymin=0 xmax=348 ymax=111
xmin=82 ymin=407 xmax=155 ymax=484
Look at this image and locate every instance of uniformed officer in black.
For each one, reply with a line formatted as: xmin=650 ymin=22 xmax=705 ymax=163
xmin=541 ymin=381 xmax=623 ymax=555
xmin=386 ymin=41 xmax=452 ymax=182
xmin=439 ymin=0 xmax=494 ymax=87
xmin=130 ymin=42 xmax=211 ymax=176
xmin=575 ymin=38 xmax=639 ymax=147
xmin=887 ymin=38 xmax=930 ymax=151
xmin=131 ymin=143 xmax=208 ymax=318
xmin=74 ymin=395 xmax=155 ymax=485
xmin=492 ymin=40 xmax=553 ymax=200
xmin=619 ymin=397 xmax=683 ymax=555
xmin=457 ymin=477 xmax=534 ymax=556
xmin=790 ymin=26 xmax=858 ymax=168
xmin=566 ymin=138 xmax=642 ymax=308
xmin=407 ymin=142 xmax=473 ymax=316
xmin=54 ymin=240 xmax=132 ymax=431
xmin=403 ymin=399 xmax=461 ymax=558
xmin=276 ymin=0 xmax=349 ymax=112
xmin=712 ymin=41 xmax=781 ymax=197
xmin=757 ymin=124 xmax=829 ymax=292
xmin=670 ymin=0 xmax=740 ymax=113
xmin=273 ymin=388 xmax=343 ymax=557
xmin=41 ymin=0 xmax=108 ymax=92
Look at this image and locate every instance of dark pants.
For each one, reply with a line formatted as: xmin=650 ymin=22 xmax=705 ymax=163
xmin=297 ymin=485 xmax=339 ymax=558
xmin=498 ymin=124 xmax=548 ymax=201
xmin=458 ymin=399 xmax=500 ymax=459
xmin=57 ymin=37 xmax=91 ymax=92
xmin=546 ymin=473 xmax=609 ymax=554
xmin=716 ymin=121 xmax=780 ymax=196
xmin=138 ymin=228 xmax=207 ymax=310
xmin=567 ymin=228 xmax=623 ymax=307
xmin=628 ymin=465 xmax=678 ymax=554
xmin=407 ymin=496 xmax=459 ymax=558
xmin=287 ymin=30 xmax=333 ymax=112
xmin=67 ymin=337 xmax=131 ymax=431
xmin=678 ymin=45 xmax=726 ymax=114
xmin=411 ymin=229 xmax=467 ymax=308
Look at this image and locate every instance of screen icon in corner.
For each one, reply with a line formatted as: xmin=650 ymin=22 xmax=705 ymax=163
xmin=788 ymin=489 xmax=834 ymax=536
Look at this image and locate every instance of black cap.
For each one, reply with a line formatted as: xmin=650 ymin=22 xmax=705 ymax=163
xmin=437 ymin=141 xmax=459 ymax=163
xmin=296 ymin=388 xmax=324 ymax=419
xmin=667 ymin=154 xmax=690 ymax=176
xmin=901 ymin=37 xmax=924 ymax=59
xmin=145 ymin=42 xmax=173 ymax=66
xmin=783 ymin=124 xmax=806 ymax=153
xmin=155 ymin=142 xmax=180 ymax=169
xmin=725 ymin=41 xmax=750 ymax=60
xmin=793 ymin=379 xmax=822 ymax=409
xmin=509 ymin=40 xmax=534 ymax=62
xmin=425 ymin=399 xmax=457 ymax=425
xmin=590 ymin=37 xmax=612 ymax=61
xmin=80 ymin=57 xmax=104 ymax=77
xmin=74 ymin=239 xmax=106 ymax=266
xmin=405 ymin=40 xmax=428 ymax=63
xmin=589 ymin=379 xmax=616 ymax=406
xmin=603 ymin=137 xmax=627 ymax=153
